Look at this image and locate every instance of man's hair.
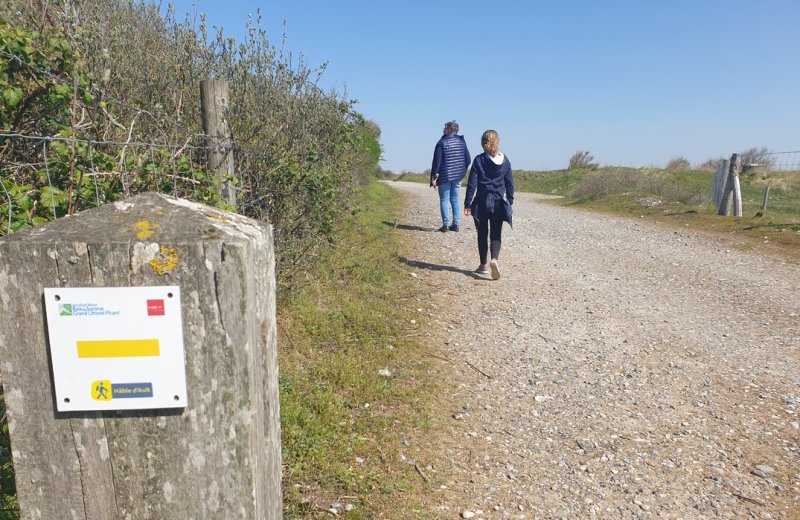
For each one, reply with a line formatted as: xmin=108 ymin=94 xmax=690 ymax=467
xmin=481 ymin=130 xmax=500 ymax=156
xmin=444 ymin=120 xmax=459 ymax=134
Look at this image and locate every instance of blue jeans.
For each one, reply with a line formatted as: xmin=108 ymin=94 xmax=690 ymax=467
xmin=437 ymin=180 xmax=461 ymax=226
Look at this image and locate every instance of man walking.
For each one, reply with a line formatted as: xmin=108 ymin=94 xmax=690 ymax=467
xmin=431 ymin=120 xmax=470 ymax=232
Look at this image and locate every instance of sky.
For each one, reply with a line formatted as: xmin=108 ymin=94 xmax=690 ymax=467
xmin=162 ymin=0 xmax=800 ymax=172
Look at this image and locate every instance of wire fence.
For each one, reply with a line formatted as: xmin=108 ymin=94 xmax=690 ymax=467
xmin=0 ymin=130 xmax=268 ymax=236
xmin=754 ymin=151 xmax=800 ymax=171
xmin=713 ymin=150 xmax=800 ymax=218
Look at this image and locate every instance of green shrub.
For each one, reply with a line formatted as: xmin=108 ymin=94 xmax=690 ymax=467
xmin=0 ymin=2 xmax=382 ymax=292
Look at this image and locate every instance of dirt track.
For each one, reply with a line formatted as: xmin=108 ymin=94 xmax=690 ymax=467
xmin=389 ymin=181 xmax=800 ymax=519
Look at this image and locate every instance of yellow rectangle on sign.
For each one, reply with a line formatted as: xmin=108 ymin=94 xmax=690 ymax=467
xmin=77 ymin=339 xmax=160 ymax=358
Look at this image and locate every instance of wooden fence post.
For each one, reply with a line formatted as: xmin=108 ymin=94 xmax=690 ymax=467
xmin=200 ymin=79 xmax=236 ymax=209
xmin=717 ymin=154 xmax=742 ymax=216
xmin=712 ymin=158 xmax=729 ymax=211
xmin=0 ymin=193 xmax=281 ymax=519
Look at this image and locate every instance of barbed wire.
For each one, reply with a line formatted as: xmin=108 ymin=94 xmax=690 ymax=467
xmin=0 ymin=130 xmax=277 ymax=233
xmin=0 ymin=48 xmax=226 ymax=148
xmin=1 ymin=45 xmax=355 ymax=163
xmin=0 ymin=46 xmax=323 ymax=157
xmin=0 ymin=132 xmax=213 ymax=152
xmin=0 ymin=132 xmax=276 ymax=165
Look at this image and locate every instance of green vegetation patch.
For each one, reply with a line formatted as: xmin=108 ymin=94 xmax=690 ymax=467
xmin=517 ymin=167 xmax=800 ymax=259
xmin=279 ymin=181 xmax=441 ymax=518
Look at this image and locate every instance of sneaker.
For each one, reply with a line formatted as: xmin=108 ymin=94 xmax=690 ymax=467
xmin=474 ymin=264 xmax=489 ymax=274
xmin=438 ymin=225 xmax=448 ymax=232
xmin=489 ymin=259 xmax=500 ymax=280
xmin=448 ymin=224 xmax=459 ymax=232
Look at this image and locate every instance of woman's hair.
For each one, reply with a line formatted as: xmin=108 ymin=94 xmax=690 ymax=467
xmin=481 ymin=130 xmax=500 ymax=156
xmin=444 ymin=120 xmax=459 ymax=134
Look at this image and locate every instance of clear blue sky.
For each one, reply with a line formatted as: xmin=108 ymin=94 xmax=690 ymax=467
xmin=162 ymin=0 xmax=800 ymax=172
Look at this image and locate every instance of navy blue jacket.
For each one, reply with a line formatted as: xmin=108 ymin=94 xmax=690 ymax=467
xmin=431 ymin=134 xmax=470 ymax=184
xmin=464 ymin=153 xmax=514 ymax=226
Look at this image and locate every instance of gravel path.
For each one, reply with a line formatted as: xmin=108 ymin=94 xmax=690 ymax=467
xmin=388 ymin=181 xmax=800 ymax=520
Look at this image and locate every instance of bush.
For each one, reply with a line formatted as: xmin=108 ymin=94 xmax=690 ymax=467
xmin=569 ymin=169 xmax=707 ymax=205
xmin=698 ymin=157 xmax=727 ymax=172
xmin=740 ymin=146 xmax=774 ymax=172
xmin=568 ymin=150 xmax=598 ymax=170
xmin=0 ymin=1 xmax=382 ymax=292
xmin=665 ymin=156 xmax=691 ymax=171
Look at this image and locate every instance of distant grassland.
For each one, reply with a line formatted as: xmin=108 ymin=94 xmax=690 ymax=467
xmin=390 ymin=167 xmax=800 ymax=257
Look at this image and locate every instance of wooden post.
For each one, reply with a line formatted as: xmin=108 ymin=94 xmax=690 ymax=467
xmin=0 ymin=193 xmax=281 ymax=519
xmin=712 ymin=158 xmax=730 ymax=210
xmin=711 ymin=159 xmax=730 ymax=210
xmin=717 ymin=154 xmax=742 ymax=216
xmin=759 ymin=185 xmax=770 ymax=217
xmin=200 ymin=79 xmax=236 ymax=209
xmin=731 ymin=154 xmax=743 ymax=217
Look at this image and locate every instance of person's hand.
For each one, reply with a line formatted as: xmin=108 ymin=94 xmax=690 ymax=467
xmin=464 ymin=207 xmax=472 ymax=216
xmin=430 ymin=179 xmax=437 ymax=188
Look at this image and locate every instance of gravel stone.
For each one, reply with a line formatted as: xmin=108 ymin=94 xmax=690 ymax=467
xmin=390 ymin=182 xmax=800 ymax=519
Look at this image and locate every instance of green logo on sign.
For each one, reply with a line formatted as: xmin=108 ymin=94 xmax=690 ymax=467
xmin=59 ymin=304 xmax=73 ymax=316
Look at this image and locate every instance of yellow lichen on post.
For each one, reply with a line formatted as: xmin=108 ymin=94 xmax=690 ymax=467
xmin=204 ymin=211 xmax=230 ymax=223
xmin=135 ymin=220 xmax=160 ymax=240
xmin=149 ymin=245 xmax=179 ymax=275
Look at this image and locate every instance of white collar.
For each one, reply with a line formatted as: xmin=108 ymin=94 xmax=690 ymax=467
xmin=489 ymin=152 xmax=504 ymax=165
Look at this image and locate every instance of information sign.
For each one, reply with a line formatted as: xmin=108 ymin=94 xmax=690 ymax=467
xmin=43 ymin=286 xmax=187 ymax=411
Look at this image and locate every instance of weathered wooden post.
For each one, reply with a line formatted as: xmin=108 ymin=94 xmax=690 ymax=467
xmin=711 ymin=158 xmax=730 ymax=211
xmin=717 ymin=153 xmax=742 ymax=217
xmin=0 ymin=193 xmax=281 ymax=519
xmin=200 ymin=79 xmax=236 ymax=209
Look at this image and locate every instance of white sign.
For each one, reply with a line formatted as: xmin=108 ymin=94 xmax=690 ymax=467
xmin=43 ymin=286 xmax=188 ymax=412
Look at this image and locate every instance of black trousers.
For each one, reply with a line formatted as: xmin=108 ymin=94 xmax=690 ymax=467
xmin=473 ymin=206 xmax=504 ymax=264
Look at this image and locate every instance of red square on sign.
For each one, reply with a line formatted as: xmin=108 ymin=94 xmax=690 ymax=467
xmin=147 ymin=299 xmax=165 ymax=316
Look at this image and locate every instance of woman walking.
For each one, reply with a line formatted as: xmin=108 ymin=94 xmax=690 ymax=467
xmin=431 ymin=120 xmax=471 ymax=232
xmin=464 ymin=129 xmax=514 ymax=280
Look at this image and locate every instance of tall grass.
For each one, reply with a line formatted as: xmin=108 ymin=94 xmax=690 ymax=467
xmin=279 ymin=180 xmax=441 ymax=518
xmin=511 ymin=166 xmax=800 ymax=254
xmin=0 ymin=181 xmax=442 ymax=519
xmin=569 ymin=168 xmax=710 ymax=205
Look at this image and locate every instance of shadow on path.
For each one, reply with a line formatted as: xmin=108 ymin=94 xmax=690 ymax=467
xmin=383 ymin=220 xmax=439 ymax=231
xmin=382 ymin=220 xmax=438 ymax=232
xmin=398 ymin=256 xmax=485 ymax=280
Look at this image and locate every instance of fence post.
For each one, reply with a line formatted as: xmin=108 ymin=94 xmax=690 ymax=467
xmin=0 ymin=192 xmax=281 ymax=519
xmin=200 ymin=79 xmax=236 ymax=209
xmin=758 ymin=185 xmax=770 ymax=217
xmin=731 ymin=154 xmax=743 ymax=217
xmin=712 ymin=158 xmax=730 ymax=211
xmin=717 ymin=154 xmax=742 ymax=216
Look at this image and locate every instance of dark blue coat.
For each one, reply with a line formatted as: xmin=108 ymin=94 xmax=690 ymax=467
xmin=464 ymin=153 xmax=514 ymax=227
xmin=431 ymin=134 xmax=470 ymax=184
